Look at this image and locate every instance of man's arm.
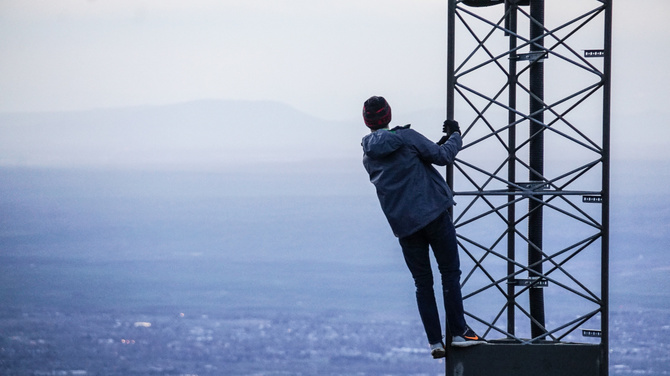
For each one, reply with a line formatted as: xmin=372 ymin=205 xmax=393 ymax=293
xmin=408 ymin=129 xmax=462 ymax=166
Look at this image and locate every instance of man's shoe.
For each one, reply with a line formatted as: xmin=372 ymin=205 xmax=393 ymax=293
xmin=451 ymin=326 xmax=486 ymax=347
xmin=430 ymin=342 xmax=447 ymax=359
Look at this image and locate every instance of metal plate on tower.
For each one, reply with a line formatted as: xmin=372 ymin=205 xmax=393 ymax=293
xmin=447 ymin=341 xmax=603 ymax=376
xmin=584 ymin=49 xmax=605 ymax=58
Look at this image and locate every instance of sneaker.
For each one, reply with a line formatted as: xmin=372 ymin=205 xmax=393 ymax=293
xmin=451 ymin=326 xmax=486 ymax=347
xmin=429 ymin=342 xmax=447 ymax=359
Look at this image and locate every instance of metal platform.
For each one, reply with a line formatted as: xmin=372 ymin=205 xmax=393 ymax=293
xmin=446 ymin=341 xmax=604 ymax=376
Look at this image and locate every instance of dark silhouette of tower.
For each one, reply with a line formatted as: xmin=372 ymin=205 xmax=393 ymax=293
xmin=445 ymin=0 xmax=612 ymax=374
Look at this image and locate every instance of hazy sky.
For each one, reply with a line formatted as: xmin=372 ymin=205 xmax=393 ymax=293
xmin=0 ymin=0 xmax=668 ymax=124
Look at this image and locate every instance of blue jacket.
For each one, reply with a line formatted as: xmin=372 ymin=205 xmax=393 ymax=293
xmin=362 ymin=125 xmax=462 ymax=238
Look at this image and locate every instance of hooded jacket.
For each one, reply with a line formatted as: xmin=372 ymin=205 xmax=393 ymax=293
xmin=362 ymin=124 xmax=462 ymax=238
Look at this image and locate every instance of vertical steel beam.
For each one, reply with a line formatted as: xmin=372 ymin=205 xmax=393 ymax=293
xmin=447 ymin=0 xmax=456 ymax=218
xmin=601 ymin=1 xmax=613 ymax=374
xmin=527 ymin=0 xmax=547 ymax=339
xmin=506 ymin=0 xmax=519 ymax=338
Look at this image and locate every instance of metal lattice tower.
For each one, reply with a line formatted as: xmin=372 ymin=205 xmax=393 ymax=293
xmin=446 ymin=0 xmax=611 ymax=374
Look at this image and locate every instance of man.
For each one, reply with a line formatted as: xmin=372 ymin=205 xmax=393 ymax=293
xmin=361 ymin=96 xmax=485 ymax=359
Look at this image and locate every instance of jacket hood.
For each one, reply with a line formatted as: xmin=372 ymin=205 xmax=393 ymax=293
xmin=362 ymin=127 xmax=405 ymax=159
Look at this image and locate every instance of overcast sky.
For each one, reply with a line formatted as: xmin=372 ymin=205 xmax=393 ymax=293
xmin=2 ymin=0 xmax=667 ymax=123
xmin=0 ymin=0 xmax=446 ymax=120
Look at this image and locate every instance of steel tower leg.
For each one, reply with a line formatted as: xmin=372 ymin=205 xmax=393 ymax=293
xmin=506 ymin=0 xmax=519 ymax=339
xmin=527 ymin=0 xmax=547 ymax=339
xmin=601 ymin=1 xmax=613 ymax=374
xmin=446 ymin=0 xmax=456 ymax=222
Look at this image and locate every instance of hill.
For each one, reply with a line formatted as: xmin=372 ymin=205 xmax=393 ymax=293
xmin=0 ymin=100 xmax=370 ymax=170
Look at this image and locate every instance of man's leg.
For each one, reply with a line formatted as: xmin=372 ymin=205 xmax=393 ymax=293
xmin=425 ymin=212 xmax=467 ymax=337
xmin=399 ymin=230 xmax=443 ymax=346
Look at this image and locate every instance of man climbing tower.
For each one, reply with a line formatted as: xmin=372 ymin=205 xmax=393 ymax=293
xmin=360 ymin=96 xmax=486 ymax=359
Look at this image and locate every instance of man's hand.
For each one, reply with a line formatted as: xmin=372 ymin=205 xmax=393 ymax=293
xmin=437 ymin=120 xmax=461 ymax=145
xmin=443 ymin=120 xmax=461 ymax=136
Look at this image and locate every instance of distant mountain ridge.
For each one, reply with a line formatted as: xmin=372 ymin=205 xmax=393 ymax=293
xmin=0 ymin=100 xmax=369 ymax=169
xmin=1 ymin=99 xmax=660 ymax=170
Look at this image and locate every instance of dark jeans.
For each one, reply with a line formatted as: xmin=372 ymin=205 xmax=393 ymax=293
xmin=399 ymin=211 xmax=466 ymax=345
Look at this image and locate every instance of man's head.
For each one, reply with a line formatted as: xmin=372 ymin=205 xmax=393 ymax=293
xmin=363 ymin=96 xmax=392 ymax=130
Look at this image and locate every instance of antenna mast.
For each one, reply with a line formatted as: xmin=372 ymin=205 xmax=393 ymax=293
xmin=445 ymin=0 xmax=612 ymax=374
